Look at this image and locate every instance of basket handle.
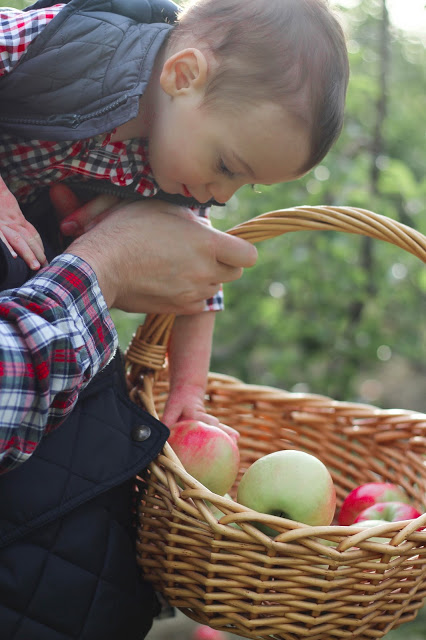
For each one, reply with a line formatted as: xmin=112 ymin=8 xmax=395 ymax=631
xmin=125 ymin=205 xmax=426 ymax=409
xmin=226 ymin=205 xmax=426 ymax=260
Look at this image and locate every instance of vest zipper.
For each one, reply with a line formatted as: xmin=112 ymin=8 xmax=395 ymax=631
xmin=0 ymin=95 xmax=129 ymax=129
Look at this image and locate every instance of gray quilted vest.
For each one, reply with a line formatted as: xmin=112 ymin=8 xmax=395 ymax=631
xmin=0 ymin=0 xmax=177 ymax=140
xmin=0 ymin=0 xmax=219 ymax=207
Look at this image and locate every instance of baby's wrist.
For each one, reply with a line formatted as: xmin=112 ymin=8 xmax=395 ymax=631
xmin=168 ymin=380 xmax=206 ymax=398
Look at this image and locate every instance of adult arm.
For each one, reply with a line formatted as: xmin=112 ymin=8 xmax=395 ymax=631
xmin=0 ymin=198 xmax=256 ymax=472
xmin=0 ymin=253 xmax=117 ymax=474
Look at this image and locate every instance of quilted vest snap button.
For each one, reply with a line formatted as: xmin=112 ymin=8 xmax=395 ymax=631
xmin=131 ymin=425 xmax=151 ymax=441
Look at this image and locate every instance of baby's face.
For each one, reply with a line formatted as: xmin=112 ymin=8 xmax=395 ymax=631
xmin=147 ymin=91 xmax=310 ymax=205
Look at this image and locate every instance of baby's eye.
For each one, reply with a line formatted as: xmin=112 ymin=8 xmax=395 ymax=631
xmin=217 ymin=159 xmax=235 ymax=178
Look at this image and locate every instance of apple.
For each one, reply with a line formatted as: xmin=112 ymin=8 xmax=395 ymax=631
xmin=191 ymin=625 xmax=227 ymax=640
xmin=236 ymin=449 xmax=336 ymax=536
xmin=352 ymin=519 xmax=391 ymax=544
xmin=354 ymin=501 xmax=422 ymax=523
xmin=205 ymin=494 xmax=240 ymax=528
xmin=168 ymin=420 xmax=240 ymax=495
xmin=338 ymin=482 xmax=411 ymax=526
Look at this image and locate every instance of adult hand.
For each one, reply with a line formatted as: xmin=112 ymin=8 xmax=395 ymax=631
xmin=60 ymin=197 xmax=257 ymax=315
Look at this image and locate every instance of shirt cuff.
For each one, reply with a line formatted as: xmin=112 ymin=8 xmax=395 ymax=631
xmin=28 ymin=253 xmax=118 ymax=380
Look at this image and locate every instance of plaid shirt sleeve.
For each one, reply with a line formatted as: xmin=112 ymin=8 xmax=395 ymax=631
xmin=0 ymin=5 xmax=63 ymax=77
xmin=0 ymin=253 xmax=118 ymax=474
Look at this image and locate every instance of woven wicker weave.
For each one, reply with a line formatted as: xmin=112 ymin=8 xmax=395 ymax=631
xmin=125 ymin=206 xmax=426 ymax=640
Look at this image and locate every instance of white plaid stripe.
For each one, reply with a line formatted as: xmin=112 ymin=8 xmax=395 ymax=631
xmin=0 ymin=133 xmax=159 ymax=204
xmin=0 ymin=255 xmax=117 ymax=472
xmin=0 ymin=5 xmax=64 ymax=77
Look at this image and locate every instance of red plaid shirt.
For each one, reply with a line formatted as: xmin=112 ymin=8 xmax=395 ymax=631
xmin=0 ymin=254 xmax=117 ymax=474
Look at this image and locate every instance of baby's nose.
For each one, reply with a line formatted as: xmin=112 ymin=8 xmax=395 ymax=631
xmin=210 ymin=183 xmax=238 ymax=204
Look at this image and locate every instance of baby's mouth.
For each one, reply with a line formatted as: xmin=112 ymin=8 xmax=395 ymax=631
xmin=182 ymin=185 xmax=192 ymax=198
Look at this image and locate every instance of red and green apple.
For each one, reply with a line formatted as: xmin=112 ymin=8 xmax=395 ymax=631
xmin=354 ymin=501 xmax=422 ymax=523
xmin=168 ymin=420 xmax=240 ymax=495
xmin=338 ymin=482 xmax=411 ymax=526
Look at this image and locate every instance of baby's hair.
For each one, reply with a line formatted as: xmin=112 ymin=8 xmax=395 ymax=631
xmin=169 ymin=0 xmax=349 ymax=174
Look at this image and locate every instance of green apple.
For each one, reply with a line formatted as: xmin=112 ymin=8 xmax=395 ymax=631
xmin=352 ymin=519 xmax=390 ymax=543
xmin=205 ymin=494 xmax=240 ymax=528
xmin=237 ymin=449 xmax=336 ymax=535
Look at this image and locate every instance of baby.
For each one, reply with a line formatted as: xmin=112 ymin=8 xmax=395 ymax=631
xmin=0 ymin=0 xmax=349 ymax=427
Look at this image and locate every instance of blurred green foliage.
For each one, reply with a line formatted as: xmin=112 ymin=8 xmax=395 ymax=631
xmin=4 ymin=0 xmax=425 ymax=636
xmin=202 ymin=0 xmax=426 ymax=413
xmin=116 ymin=0 xmax=426 ymax=412
xmin=114 ymin=0 xmax=426 ymax=411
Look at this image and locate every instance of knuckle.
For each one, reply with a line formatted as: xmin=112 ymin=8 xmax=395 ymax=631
xmin=8 ymin=229 xmax=22 ymax=244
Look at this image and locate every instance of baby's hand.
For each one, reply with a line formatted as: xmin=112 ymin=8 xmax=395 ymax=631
xmin=162 ymin=384 xmax=221 ymax=428
xmin=0 ymin=177 xmax=47 ymax=269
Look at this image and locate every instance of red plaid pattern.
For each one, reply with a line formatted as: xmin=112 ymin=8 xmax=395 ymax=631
xmin=0 ymin=5 xmax=63 ymax=77
xmin=0 ymin=131 xmax=158 ymax=204
xmin=0 ymin=255 xmax=117 ymax=473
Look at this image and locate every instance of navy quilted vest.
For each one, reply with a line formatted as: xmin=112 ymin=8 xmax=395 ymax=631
xmin=0 ymin=199 xmax=170 ymax=636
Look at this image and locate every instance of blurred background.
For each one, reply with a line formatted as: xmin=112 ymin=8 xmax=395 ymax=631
xmin=6 ymin=0 xmax=425 ymax=637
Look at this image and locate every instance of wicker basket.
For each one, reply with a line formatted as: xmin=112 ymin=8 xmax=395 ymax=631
xmin=125 ymin=206 xmax=426 ymax=640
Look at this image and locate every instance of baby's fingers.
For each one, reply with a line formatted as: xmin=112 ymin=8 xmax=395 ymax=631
xmin=59 ymin=194 xmax=120 ymax=237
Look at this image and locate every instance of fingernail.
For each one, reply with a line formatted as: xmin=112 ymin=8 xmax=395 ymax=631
xmin=31 ymin=260 xmax=40 ymax=270
xmin=61 ymin=221 xmax=79 ymax=236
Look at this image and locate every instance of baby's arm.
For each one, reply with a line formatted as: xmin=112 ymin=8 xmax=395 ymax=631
xmin=0 ymin=175 xmax=47 ymax=269
xmin=162 ymin=311 xmax=220 ymax=428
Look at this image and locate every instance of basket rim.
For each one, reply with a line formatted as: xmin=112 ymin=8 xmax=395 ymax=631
xmin=204 ymin=371 xmax=426 ymax=420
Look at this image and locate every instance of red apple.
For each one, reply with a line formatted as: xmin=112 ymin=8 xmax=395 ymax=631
xmin=168 ymin=420 xmax=240 ymax=495
xmin=191 ymin=625 xmax=227 ymax=640
xmin=354 ymin=501 xmax=422 ymax=523
xmin=338 ymin=482 xmax=411 ymax=526
xmin=237 ymin=450 xmax=336 ymax=535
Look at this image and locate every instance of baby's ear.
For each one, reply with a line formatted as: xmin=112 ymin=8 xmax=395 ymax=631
xmin=160 ymin=48 xmax=208 ymax=96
